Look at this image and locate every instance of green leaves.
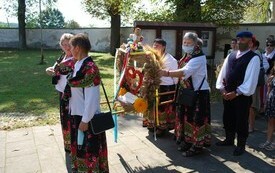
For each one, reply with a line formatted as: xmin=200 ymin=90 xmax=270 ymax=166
xmin=40 ymin=8 xmax=65 ymax=28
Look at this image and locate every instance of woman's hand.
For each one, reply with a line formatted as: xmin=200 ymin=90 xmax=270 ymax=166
xmin=45 ymin=67 xmax=55 ymax=76
xmin=159 ymin=70 xmax=168 ymax=76
xmin=79 ymin=121 xmax=89 ymax=131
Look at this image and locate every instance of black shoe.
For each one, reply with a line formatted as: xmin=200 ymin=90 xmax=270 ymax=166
xmin=216 ymin=140 xmax=234 ymax=146
xmin=155 ymin=129 xmax=165 ymax=137
xmin=233 ymin=146 xmax=245 ymax=156
xmin=178 ymin=143 xmax=192 ymax=152
xmin=147 ymin=127 xmax=154 ymax=132
xmin=182 ymin=146 xmax=202 ymax=157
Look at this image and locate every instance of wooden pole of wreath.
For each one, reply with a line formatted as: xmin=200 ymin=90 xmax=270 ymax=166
xmin=155 ymin=89 xmax=159 ymax=126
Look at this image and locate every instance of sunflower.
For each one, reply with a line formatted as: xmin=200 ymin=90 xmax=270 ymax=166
xmin=118 ymin=87 xmax=127 ymax=96
xmin=133 ymin=98 xmax=148 ymax=113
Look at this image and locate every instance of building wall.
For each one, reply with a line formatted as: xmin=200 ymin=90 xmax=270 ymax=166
xmin=0 ymin=24 xmax=274 ymax=65
xmin=0 ymin=27 xmax=132 ymax=52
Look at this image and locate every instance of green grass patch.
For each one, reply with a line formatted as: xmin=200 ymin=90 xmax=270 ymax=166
xmin=0 ymin=49 xmax=114 ymax=130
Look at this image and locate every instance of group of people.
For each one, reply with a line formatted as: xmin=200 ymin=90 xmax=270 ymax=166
xmin=45 ymin=30 xmax=275 ymax=172
xmin=145 ymin=31 xmax=274 ymax=157
xmin=46 ymin=33 xmax=108 ymax=173
xmin=143 ymin=32 xmax=211 ymax=157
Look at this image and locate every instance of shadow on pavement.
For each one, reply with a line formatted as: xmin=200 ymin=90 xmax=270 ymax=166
xmin=114 ymin=102 xmax=275 ymax=172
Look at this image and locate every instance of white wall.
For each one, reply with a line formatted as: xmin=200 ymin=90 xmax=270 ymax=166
xmin=1 ymin=24 xmax=275 ymax=65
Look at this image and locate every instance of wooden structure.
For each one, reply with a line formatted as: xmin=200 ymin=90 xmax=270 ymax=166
xmin=134 ymin=21 xmax=217 ymax=60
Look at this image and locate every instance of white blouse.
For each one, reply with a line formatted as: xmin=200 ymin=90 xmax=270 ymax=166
xmin=216 ymin=50 xmax=260 ymax=96
xmin=181 ymin=55 xmax=210 ymax=91
xmin=55 ymin=56 xmax=74 ymax=93
xmin=160 ymin=53 xmax=178 ymax=85
xmin=69 ymin=57 xmax=101 ymax=123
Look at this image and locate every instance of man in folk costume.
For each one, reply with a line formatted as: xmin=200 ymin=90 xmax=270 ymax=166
xmin=216 ymin=31 xmax=260 ymax=156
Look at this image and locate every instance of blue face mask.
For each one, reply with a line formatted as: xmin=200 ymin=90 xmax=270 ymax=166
xmin=182 ymin=45 xmax=194 ymax=54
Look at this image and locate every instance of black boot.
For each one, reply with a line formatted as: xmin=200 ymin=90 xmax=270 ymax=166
xmin=216 ymin=139 xmax=234 ymax=146
xmin=233 ymin=146 xmax=245 ymax=156
xmin=216 ymin=132 xmax=235 ymax=146
xmin=233 ymin=138 xmax=246 ymax=156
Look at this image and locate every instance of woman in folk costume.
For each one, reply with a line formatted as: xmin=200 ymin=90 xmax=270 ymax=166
xmin=259 ymin=65 xmax=275 ymax=150
xmin=45 ymin=33 xmax=75 ymax=172
xmin=144 ymin=38 xmax=178 ymax=136
xmin=65 ymin=33 xmax=109 ymax=173
xmin=160 ymin=32 xmax=211 ymax=157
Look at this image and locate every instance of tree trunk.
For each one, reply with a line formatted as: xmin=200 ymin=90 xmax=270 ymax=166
xmin=175 ymin=0 xmax=201 ymax=22
xmin=110 ymin=14 xmax=121 ymax=56
xmin=18 ymin=0 xmax=27 ymax=49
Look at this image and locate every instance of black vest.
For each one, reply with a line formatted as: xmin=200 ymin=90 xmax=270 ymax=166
xmin=225 ymin=51 xmax=256 ymax=92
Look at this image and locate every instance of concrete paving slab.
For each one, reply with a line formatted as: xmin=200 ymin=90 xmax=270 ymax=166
xmin=5 ymin=154 xmax=40 ymax=173
xmin=6 ymin=139 xmax=36 ymax=158
xmin=6 ymin=128 xmax=33 ymax=143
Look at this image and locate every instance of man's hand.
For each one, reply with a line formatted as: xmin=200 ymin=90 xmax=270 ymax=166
xmin=78 ymin=121 xmax=89 ymax=132
xmin=225 ymin=91 xmax=238 ymax=100
xmin=222 ymin=92 xmax=228 ymax=100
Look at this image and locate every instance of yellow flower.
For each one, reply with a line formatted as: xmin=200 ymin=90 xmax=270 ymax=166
xmin=118 ymin=87 xmax=127 ymax=96
xmin=133 ymin=98 xmax=148 ymax=113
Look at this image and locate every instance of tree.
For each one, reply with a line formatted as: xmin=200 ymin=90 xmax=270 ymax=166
xmin=169 ymin=0 xmax=201 ymax=22
xmin=83 ymin=0 xmax=138 ymax=55
xmin=243 ymin=0 xmax=271 ymax=23
xmin=18 ymin=0 xmax=27 ymax=49
xmin=40 ymin=8 xmax=65 ymax=28
xmin=163 ymin=0 xmax=253 ymax=25
xmin=132 ymin=0 xmax=174 ymax=22
xmin=65 ymin=20 xmax=81 ymax=28
xmin=200 ymin=0 xmax=253 ymax=25
xmin=3 ymin=0 xmax=57 ymax=49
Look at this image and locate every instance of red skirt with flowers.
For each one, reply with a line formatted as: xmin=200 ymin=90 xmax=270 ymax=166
xmin=70 ymin=115 xmax=109 ymax=173
xmin=144 ymin=85 xmax=176 ymax=130
xmin=59 ymin=92 xmax=71 ymax=152
xmin=174 ymin=90 xmax=211 ymax=148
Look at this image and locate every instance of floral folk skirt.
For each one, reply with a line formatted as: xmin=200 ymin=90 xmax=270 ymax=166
xmin=70 ymin=115 xmax=109 ymax=173
xmin=59 ymin=92 xmax=71 ymax=152
xmin=143 ymin=85 xmax=176 ymax=130
xmin=174 ymin=90 xmax=211 ymax=148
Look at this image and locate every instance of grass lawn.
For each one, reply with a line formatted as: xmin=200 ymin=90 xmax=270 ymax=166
xmin=0 ymin=49 xmax=115 ymax=130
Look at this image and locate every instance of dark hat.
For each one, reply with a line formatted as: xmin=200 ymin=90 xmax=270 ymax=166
xmin=236 ymin=31 xmax=253 ymax=38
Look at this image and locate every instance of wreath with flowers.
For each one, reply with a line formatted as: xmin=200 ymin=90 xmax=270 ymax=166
xmin=114 ymin=46 xmax=163 ymax=114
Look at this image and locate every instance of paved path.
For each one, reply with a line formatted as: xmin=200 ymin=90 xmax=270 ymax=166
xmin=0 ymin=102 xmax=274 ymax=173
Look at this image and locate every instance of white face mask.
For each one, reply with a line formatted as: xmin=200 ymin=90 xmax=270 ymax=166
xmin=182 ymin=45 xmax=194 ymax=54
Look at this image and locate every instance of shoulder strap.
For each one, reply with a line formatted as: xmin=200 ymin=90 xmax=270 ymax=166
xmin=198 ymin=76 xmax=206 ymax=91
xmin=100 ymin=81 xmax=112 ymax=112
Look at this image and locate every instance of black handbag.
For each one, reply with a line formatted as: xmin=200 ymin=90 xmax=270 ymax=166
xmin=89 ymin=81 xmax=115 ymax=135
xmin=176 ymin=77 xmax=205 ymax=107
